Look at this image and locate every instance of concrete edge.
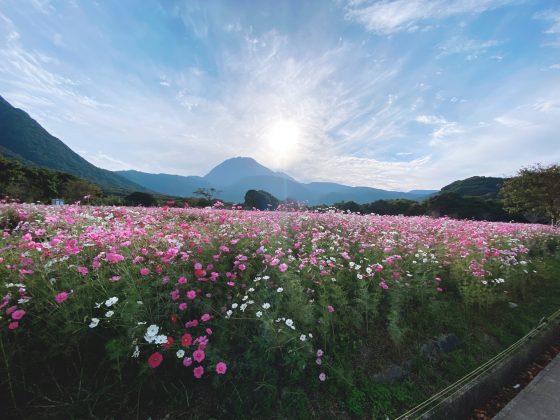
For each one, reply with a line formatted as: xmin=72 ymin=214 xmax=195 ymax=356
xmin=493 ymin=352 xmax=560 ymax=419
xmin=426 ymin=319 xmax=560 ymax=419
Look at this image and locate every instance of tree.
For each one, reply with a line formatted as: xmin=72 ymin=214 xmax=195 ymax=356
xmin=193 ymin=188 xmax=220 ymax=200
xmin=125 ymin=191 xmax=157 ymax=207
xmin=244 ymin=190 xmax=279 ymax=210
xmin=501 ymin=163 xmax=560 ymax=225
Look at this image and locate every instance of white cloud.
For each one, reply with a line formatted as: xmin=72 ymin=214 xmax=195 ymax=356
xmin=344 ymin=0 xmax=514 ymax=34
xmin=534 ymin=9 xmax=560 ymax=46
xmin=416 ymin=114 xmax=447 ymax=124
xmin=437 ymin=37 xmax=502 ymax=59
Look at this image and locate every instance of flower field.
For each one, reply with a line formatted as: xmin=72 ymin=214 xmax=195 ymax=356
xmin=1 ymin=203 xmax=559 ymax=418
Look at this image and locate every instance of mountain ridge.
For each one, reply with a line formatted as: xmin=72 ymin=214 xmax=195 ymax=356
xmin=0 ymin=95 xmax=145 ymax=193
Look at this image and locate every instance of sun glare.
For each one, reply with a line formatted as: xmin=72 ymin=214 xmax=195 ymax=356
xmin=264 ymin=119 xmax=301 ymax=163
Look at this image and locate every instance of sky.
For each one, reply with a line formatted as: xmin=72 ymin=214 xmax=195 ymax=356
xmin=0 ymin=0 xmax=559 ymax=191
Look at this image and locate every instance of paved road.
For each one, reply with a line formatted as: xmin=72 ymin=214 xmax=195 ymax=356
xmin=494 ymin=353 xmax=560 ymax=419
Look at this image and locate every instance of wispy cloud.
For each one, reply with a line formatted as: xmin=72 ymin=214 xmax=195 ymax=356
xmin=437 ymin=37 xmax=502 ymax=60
xmin=534 ymin=9 xmax=560 ymax=46
xmin=344 ymin=0 xmax=514 ymax=34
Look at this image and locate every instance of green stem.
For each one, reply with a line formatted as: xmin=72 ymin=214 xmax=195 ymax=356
xmin=0 ymin=333 xmax=17 ymax=409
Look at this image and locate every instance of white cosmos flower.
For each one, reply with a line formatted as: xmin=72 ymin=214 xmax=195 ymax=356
xmin=89 ymin=318 xmax=100 ymax=328
xmin=285 ymin=319 xmax=294 ymax=328
xmin=105 ymin=297 xmax=118 ymax=307
xmin=231 ymin=303 xmax=238 ymax=309
xmin=256 ymin=311 xmax=263 ymax=318
xmin=105 ymin=310 xmax=114 ymax=317
xmin=277 ymin=287 xmax=284 ymax=293
xmin=262 ymin=303 xmax=271 ymax=310
xmin=146 ymin=324 xmax=159 ymax=336
xmin=154 ymin=335 xmax=168 ymax=345
xmin=299 ymin=335 xmax=307 ymax=341
xmin=176 ymin=349 xmax=185 ymax=358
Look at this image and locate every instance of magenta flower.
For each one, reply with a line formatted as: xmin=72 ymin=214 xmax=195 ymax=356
xmin=279 ymin=263 xmax=288 ymax=272
xmin=193 ymin=366 xmax=204 ymax=379
xmin=54 ymin=292 xmax=68 ymax=304
xmin=200 ymin=313 xmax=211 ymax=322
xmin=183 ymin=357 xmax=193 ymax=367
xmin=215 ymin=362 xmax=228 ymax=375
xmin=186 ymin=290 xmax=197 ymax=300
xmin=11 ymin=309 xmax=26 ymax=320
xmin=140 ymin=267 xmax=150 ymax=276
xmin=8 ymin=321 xmax=19 ymax=330
xmin=193 ymin=349 xmax=205 ymax=363
xmin=327 ymin=305 xmax=335 ymax=313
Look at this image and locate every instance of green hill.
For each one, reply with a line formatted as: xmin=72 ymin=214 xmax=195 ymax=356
xmin=0 ymin=95 xmax=144 ymax=193
xmin=440 ymin=176 xmax=505 ymax=198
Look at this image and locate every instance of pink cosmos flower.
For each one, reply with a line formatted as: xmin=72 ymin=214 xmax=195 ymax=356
xmin=54 ymin=292 xmax=68 ymax=304
xmin=316 ymin=349 xmax=324 ymax=358
xmin=8 ymin=321 xmax=18 ymax=330
xmin=319 ymin=372 xmax=327 ymax=381
xmin=279 ymin=263 xmax=288 ymax=272
xmin=238 ymin=264 xmax=246 ymax=271
xmin=11 ymin=309 xmax=26 ymax=320
xmin=193 ymin=349 xmax=205 ymax=363
xmin=183 ymin=357 xmax=193 ymax=367
xmin=327 ymin=305 xmax=335 ymax=313
xmin=77 ymin=266 xmax=88 ymax=275
xmin=178 ymin=302 xmax=188 ymax=311
xmin=201 ymin=313 xmax=211 ymax=322
xmin=437 ymin=287 xmax=444 ymax=293
xmin=140 ymin=267 xmax=150 ymax=276
xmin=215 ymin=362 xmax=227 ymax=375
xmin=106 ymin=253 xmax=124 ymax=263
xmin=186 ymin=290 xmax=196 ymax=300
xmin=379 ymin=281 xmax=389 ymax=289
xmin=193 ymin=366 xmax=204 ymax=379
xmin=110 ymin=276 xmax=121 ymax=282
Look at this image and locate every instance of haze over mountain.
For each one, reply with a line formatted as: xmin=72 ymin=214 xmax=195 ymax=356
xmin=0 ymin=95 xmax=143 ymax=192
xmin=117 ymin=157 xmax=438 ymax=205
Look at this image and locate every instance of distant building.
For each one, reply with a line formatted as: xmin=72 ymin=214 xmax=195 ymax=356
xmin=51 ymin=199 xmax=64 ymax=205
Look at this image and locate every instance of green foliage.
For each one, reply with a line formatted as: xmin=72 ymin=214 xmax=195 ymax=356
xmin=501 ymin=163 xmax=560 ymax=224
xmin=124 ymin=191 xmax=158 ymax=207
xmin=0 ymin=154 xmax=102 ymax=203
xmin=440 ymin=176 xmax=505 ymax=198
xmin=244 ymin=189 xmax=280 ymax=210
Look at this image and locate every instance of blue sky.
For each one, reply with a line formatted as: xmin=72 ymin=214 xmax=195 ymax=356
xmin=0 ymin=0 xmax=559 ymax=190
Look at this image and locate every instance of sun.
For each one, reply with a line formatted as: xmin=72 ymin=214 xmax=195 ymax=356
xmin=264 ymin=119 xmax=302 ymax=163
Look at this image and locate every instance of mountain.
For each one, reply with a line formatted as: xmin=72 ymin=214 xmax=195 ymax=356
xmin=116 ymin=170 xmax=211 ymax=197
xmin=203 ymin=157 xmax=296 ymax=185
xmin=440 ymin=176 xmax=505 ymax=198
xmin=0 ymin=95 xmax=144 ymax=192
xmin=118 ymin=158 xmax=437 ymax=204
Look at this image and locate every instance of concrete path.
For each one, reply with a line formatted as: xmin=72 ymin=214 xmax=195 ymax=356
xmin=494 ymin=353 xmax=560 ymax=419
